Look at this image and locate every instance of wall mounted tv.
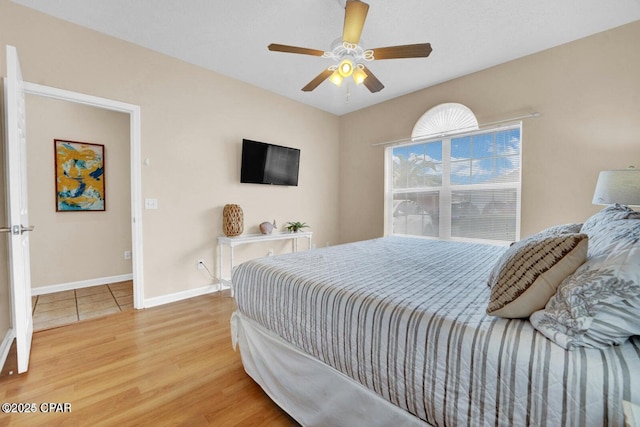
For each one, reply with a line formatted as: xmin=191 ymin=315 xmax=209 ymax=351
xmin=240 ymin=139 xmax=300 ymax=186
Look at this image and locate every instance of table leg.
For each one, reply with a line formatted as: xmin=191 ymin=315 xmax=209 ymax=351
xmin=218 ymin=244 xmax=223 ymax=281
xmin=229 ymin=246 xmax=235 ymax=279
xmin=229 ymin=245 xmax=235 ymax=297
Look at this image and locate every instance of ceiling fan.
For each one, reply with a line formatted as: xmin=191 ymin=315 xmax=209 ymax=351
xmin=267 ymin=0 xmax=432 ymax=93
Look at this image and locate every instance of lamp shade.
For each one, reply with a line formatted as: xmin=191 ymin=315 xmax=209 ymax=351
xmin=352 ymin=66 xmax=367 ymax=85
xmin=329 ymin=70 xmax=344 ymax=86
xmin=338 ymin=59 xmax=354 ymax=77
xmin=592 ymin=168 xmax=640 ymax=206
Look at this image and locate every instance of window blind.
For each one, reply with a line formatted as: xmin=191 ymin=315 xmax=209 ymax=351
xmin=387 ymin=124 xmax=521 ymax=243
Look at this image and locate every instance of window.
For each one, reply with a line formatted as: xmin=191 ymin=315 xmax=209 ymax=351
xmin=385 ymin=125 xmax=521 ymax=243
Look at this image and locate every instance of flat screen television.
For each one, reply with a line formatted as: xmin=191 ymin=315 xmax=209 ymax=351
xmin=241 ymin=139 xmax=300 ymax=186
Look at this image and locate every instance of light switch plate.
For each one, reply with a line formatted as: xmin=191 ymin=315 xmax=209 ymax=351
xmin=145 ymin=198 xmax=158 ymax=209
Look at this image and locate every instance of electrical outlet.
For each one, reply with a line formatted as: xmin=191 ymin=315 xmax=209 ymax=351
xmin=124 ymin=250 xmax=132 ymax=260
xmin=197 ymin=259 xmax=205 ymax=270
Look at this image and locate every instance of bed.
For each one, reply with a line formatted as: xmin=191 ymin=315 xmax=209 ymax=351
xmin=231 ymin=205 xmax=640 ymax=427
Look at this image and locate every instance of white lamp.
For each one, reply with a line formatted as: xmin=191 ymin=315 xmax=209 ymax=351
xmin=592 ymin=167 xmax=640 ymax=206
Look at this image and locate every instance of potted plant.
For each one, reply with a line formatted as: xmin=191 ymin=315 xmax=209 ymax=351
xmin=285 ymin=221 xmax=309 ymax=233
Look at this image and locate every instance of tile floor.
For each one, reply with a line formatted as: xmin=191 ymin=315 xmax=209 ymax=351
xmin=32 ymin=281 xmax=133 ymax=332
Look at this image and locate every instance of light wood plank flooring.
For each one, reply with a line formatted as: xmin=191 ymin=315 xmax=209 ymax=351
xmin=0 ymin=291 xmax=299 ymax=426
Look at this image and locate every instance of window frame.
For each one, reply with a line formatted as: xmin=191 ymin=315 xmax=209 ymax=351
xmin=384 ymin=123 xmax=522 ymax=245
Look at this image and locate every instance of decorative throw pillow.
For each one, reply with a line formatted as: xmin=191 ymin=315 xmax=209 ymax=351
xmin=486 ymin=233 xmax=588 ymax=318
xmin=530 ymin=209 xmax=640 ymax=349
xmin=530 ymin=266 xmax=640 ymax=349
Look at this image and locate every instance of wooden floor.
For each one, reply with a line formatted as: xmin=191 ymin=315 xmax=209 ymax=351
xmin=0 ymin=291 xmax=299 ymax=426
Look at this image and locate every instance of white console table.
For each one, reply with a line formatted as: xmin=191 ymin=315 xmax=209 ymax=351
xmin=217 ymin=231 xmax=313 ymax=288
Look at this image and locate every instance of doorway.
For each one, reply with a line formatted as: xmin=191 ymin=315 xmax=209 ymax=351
xmin=22 ymin=82 xmax=144 ymax=310
xmin=25 ymin=95 xmax=135 ymax=328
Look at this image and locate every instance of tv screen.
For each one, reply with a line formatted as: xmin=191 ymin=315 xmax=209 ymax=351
xmin=240 ymin=139 xmax=300 ymax=186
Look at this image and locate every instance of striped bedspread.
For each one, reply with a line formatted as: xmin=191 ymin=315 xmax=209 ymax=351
xmin=233 ymin=237 xmax=640 ymax=426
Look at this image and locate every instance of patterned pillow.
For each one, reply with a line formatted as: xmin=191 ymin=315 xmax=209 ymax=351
xmin=539 ymin=223 xmax=584 ymax=235
xmin=531 ymin=209 xmax=640 ymax=349
xmin=501 ymin=222 xmax=584 ymax=270
xmin=487 ymin=233 xmax=588 ymax=318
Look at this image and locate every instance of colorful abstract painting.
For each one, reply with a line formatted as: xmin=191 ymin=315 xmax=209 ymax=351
xmin=55 ymin=140 xmax=105 ymax=211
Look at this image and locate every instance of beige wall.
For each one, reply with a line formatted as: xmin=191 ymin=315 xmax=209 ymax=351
xmin=0 ymin=0 xmax=340 ymax=300
xmin=338 ymin=21 xmax=640 ymax=244
xmin=25 ymin=95 xmax=131 ymax=288
xmin=0 ymin=0 xmax=637 ymax=318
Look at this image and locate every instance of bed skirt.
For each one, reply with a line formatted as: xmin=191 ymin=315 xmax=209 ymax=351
xmin=231 ymin=311 xmax=430 ymax=427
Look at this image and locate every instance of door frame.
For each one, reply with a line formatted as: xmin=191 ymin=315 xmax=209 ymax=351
xmin=23 ymin=82 xmax=144 ymax=308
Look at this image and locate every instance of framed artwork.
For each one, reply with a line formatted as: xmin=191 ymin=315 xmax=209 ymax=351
xmin=54 ymin=139 xmax=105 ymax=211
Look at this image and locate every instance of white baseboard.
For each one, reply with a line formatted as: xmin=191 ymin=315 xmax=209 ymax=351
xmin=0 ymin=328 xmax=16 ymax=374
xmin=34 ymin=275 xmax=230 ymax=309
xmin=32 ymin=274 xmax=134 ymax=296
xmin=144 ymin=282 xmax=230 ymax=309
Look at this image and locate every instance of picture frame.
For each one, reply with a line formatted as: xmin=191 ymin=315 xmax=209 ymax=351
xmin=54 ymin=139 xmax=106 ymax=211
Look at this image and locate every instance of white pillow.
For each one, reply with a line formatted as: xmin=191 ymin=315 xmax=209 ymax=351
xmin=623 ymin=400 xmax=640 ymax=427
xmin=580 ymin=204 xmax=640 ymax=258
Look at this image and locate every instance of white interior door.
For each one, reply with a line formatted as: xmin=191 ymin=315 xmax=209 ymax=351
xmin=4 ymin=45 xmax=34 ymax=373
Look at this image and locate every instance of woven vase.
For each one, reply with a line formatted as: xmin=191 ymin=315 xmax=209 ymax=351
xmin=223 ymin=204 xmax=244 ymax=237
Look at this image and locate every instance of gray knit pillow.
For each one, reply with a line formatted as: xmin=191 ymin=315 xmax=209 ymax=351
xmin=487 ymin=233 xmax=588 ymax=318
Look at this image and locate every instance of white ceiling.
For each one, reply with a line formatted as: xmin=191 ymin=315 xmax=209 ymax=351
xmin=12 ymin=0 xmax=640 ymax=116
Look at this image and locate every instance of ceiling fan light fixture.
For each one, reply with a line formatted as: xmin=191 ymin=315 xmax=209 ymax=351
xmin=338 ymin=59 xmax=354 ymax=77
xmin=269 ymin=0 xmax=431 ymax=94
xmin=329 ymin=70 xmax=344 ymax=86
xmin=352 ymin=65 xmax=367 ymax=85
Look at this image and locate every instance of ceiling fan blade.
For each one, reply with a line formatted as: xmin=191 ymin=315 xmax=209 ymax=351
xmin=360 ymin=65 xmax=384 ymax=93
xmin=268 ymin=43 xmax=325 ymax=57
xmin=302 ymin=68 xmax=334 ymax=92
xmin=371 ymin=43 xmax=433 ymax=60
xmin=342 ymin=0 xmax=369 ymax=44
